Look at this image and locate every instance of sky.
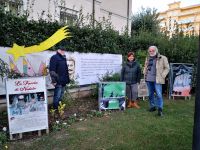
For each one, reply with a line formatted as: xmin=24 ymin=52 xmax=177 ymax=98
xmin=132 ymin=0 xmax=200 ymax=14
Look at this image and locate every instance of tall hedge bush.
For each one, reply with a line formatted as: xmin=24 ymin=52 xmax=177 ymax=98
xmin=0 ymin=8 xmax=198 ymax=66
xmin=0 ymin=8 xmax=134 ymax=55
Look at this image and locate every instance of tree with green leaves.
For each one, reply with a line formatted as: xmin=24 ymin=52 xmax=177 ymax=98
xmin=131 ymin=7 xmax=160 ymax=36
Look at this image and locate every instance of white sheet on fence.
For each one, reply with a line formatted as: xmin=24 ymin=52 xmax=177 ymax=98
xmin=0 ymin=47 xmax=122 ymax=95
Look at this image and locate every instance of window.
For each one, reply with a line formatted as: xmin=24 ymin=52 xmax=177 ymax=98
xmin=59 ymin=6 xmax=78 ymax=25
xmin=0 ymin=0 xmax=23 ymax=15
xmin=60 ymin=11 xmax=77 ymax=25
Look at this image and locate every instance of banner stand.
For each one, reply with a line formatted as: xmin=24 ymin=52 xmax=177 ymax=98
xmin=10 ymin=129 xmax=49 ymax=140
xmin=6 ymin=77 xmax=49 ymax=140
xmin=172 ymin=95 xmax=191 ymax=100
xmin=169 ymin=63 xmax=194 ymax=100
xmin=98 ymin=82 xmax=126 ymax=111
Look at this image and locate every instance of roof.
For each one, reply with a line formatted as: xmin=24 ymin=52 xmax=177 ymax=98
xmin=159 ymin=3 xmax=200 ymax=14
xmin=181 ymin=3 xmax=200 ymax=10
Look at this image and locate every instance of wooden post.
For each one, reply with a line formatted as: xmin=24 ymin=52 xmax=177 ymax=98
xmin=46 ymin=129 xmax=49 ymax=134
xmin=38 ymin=130 xmax=42 ymax=136
xmin=10 ymin=134 xmax=13 ymax=140
xmin=19 ymin=133 xmax=22 ymax=139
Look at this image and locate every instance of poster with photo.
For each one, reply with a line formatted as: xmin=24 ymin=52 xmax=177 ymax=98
xmin=98 ymin=82 xmax=126 ymax=110
xmin=6 ymin=77 xmax=48 ymax=134
xmin=169 ymin=63 xmax=193 ymax=98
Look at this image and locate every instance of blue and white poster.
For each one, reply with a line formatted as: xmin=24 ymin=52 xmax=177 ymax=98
xmin=169 ymin=63 xmax=193 ymax=98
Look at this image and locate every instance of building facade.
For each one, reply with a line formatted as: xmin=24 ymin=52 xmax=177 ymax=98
xmin=159 ymin=1 xmax=200 ymax=36
xmin=0 ymin=0 xmax=132 ymax=33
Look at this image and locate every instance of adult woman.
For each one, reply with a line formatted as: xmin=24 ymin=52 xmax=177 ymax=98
xmin=121 ymin=52 xmax=141 ymax=108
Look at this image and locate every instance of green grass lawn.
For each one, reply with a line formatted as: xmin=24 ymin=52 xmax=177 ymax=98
xmin=9 ymin=98 xmax=194 ymax=150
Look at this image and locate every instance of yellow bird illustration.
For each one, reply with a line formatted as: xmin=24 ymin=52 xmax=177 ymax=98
xmin=7 ymin=26 xmax=71 ymax=61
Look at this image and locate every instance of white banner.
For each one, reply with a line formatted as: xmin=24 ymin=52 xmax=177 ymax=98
xmin=0 ymin=47 xmax=122 ymax=95
xmin=6 ymin=77 xmax=48 ymax=134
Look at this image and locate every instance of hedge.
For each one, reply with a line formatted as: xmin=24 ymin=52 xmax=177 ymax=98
xmin=0 ymin=8 xmax=198 ymax=66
